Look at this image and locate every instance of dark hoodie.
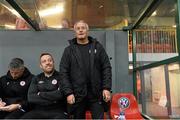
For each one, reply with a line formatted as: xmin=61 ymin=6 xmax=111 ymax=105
xmin=59 ymin=36 xmax=112 ymax=103
xmin=0 ymin=67 xmax=34 ymax=111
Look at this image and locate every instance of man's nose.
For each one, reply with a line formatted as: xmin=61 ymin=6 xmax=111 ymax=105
xmin=46 ymin=62 xmax=51 ymax=65
xmin=79 ymin=28 xmax=83 ymax=31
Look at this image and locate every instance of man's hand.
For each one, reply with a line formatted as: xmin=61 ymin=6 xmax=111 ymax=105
xmin=103 ymin=89 xmax=111 ymax=102
xmin=0 ymin=101 xmax=6 ymax=107
xmin=67 ymin=94 xmax=75 ymax=104
xmin=0 ymin=104 xmax=20 ymax=112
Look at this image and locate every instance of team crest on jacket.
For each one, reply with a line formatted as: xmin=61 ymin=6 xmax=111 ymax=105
xmin=20 ymin=81 xmax=26 ymax=86
xmin=52 ymin=79 xmax=57 ymax=85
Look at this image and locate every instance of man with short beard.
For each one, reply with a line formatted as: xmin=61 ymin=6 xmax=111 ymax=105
xmin=21 ymin=53 xmax=67 ymax=119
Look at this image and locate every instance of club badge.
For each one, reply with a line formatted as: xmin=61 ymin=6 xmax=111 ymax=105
xmin=52 ymin=79 xmax=57 ymax=85
xmin=118 ymin=97 xmax=130 ymax=109
xmin=20 ymin=81 xmax=26 ymax=86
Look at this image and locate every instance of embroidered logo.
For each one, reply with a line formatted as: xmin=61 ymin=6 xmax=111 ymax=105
xmin=52 ymin=79 xmax=57 ymax=85
xmin=38 ymin=81 xmax=44 ymax=84
xmin=7 ymin=82 xmax=9 ymax=85
xmin=20 ymin=81 xmax=26 ymax=86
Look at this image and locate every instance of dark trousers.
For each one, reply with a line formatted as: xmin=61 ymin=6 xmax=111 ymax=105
xmin=69 ymin=99 xmax=104 ymax=119
xmin=0 ymin=109 xmax=25 ymax=119
xmin=21 ymin=109 xmax=68 ymax=119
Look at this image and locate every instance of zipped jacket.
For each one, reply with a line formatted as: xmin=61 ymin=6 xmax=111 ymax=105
xmin=28 ymin=70 xmax=66 ymax=110
xmin=59 ymin=36 xmax=112 ymax=102
xmin=0 ymin=67 xmax=34 ymax=111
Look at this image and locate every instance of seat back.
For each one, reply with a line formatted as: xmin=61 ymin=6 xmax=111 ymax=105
xmin=86 ymin=111 xmax=107 ymax=120
xmin=110 ymin=93 xmax=143 ymax=119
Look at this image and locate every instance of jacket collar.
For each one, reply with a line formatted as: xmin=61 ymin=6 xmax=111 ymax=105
xmin=68 ymin=36 xmax=95 ymax=45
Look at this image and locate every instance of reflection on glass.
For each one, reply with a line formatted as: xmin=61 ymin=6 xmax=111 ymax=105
xmin=168 ymin=63 xmax=180 ymax=118
xmin=61 ymin=18 xmax=70 ymax=29
xmin=12 ymin=0 xmax=152 ymax=30
xmin=137 ymin=71 xmax=142 ymax=112
xmin=1 ymin=0 xmax=175 ymax=30
xmin=15 ymin=18 xmax=30 ymax=30
xmin=37 ymin=0 xmax=69 ymax=29
xmin=143 ymin=66 xmax=168 ymax=117
xmin=0 ymin=1 xmax=17 ymax=29
xmin=0 ymin=1 xmax=31 ymax=30
xmin=134 ymin=28 xmax=178 ymax=66
xmin=140 ymin=0 xmax=176 ymax=28
xmin=135 ymin=0 xmax=177 ymax=62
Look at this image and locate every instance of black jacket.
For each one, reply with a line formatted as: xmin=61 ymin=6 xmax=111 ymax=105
xmin=59 ymin=36 xmax=112 ymax=102
xmin=28 ymin=70 xmax=66 ymax=110
xmin=0 ymin=67 xmax=34 ymax=111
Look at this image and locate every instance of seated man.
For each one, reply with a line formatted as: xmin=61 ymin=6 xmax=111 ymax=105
xmin=0 ymin=58 xmax=34 ymax=119
xmin=21 ymin=53 xmax=67 ymax=119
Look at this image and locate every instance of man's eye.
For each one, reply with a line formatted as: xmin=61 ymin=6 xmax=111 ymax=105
xmin=42 ymin=60 xmax=46 ymax=63
xmin=81 ymin=27 xmax=85 ymax=29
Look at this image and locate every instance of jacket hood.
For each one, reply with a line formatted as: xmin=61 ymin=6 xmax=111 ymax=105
xmin=6 ymin=67 xmax=32 ymax=80
xmin=68 ymin=36 xmax=97 ymax=45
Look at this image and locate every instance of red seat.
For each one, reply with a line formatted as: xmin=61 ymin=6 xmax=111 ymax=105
xmin=86 ymin=111 xmax=92 ymax=119
xmin=86 ymin=111 xmax=107 ymax=120
xmin=110 ymin=93 xmax=143 ymax=120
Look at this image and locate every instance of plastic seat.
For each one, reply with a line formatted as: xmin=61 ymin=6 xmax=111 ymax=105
xmin=86 ymin=111 xmax=92 ymax=119
xmin=86 ymin=111 xmax=107 ymax=120
xmin=110 ymin=93 xmax=143 ymax=119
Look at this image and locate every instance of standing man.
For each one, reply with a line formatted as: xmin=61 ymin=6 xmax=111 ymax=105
xmin=21 ymin=53 xmax=67 ymax=119
xmin=59 ymin=20 xmax=112 ymax=119
xmin=0 ymin=58 xmax=34 ymax=119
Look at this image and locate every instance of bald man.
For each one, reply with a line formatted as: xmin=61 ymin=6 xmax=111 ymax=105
xmin=59 ymin=20 xmax=112 ymax=119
